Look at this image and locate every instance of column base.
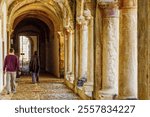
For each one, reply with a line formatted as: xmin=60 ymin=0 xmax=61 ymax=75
xmin=99 ymin=89 xmax=118 ymax=100
xmin=66 ymin=72 xmax=74 ymax=83
xmin=65 ymin=73 xmax=69 ymax=80
xmin=92 ymin=90 xmax=100 ymax=100
xmin=83 ymin=82 xmax=93 ymax=97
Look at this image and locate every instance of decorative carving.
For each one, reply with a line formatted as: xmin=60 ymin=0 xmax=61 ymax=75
xmin=98 ymin=0 xmax=118 ymax=9
xmin=83 ymin=9 xmax=91 ymax=20
xmin=103 ymin=8 xmax=119 ymax=18
xmin=98 ymin=1 xmax=119 ymax=18
xmin=64 ymin=25 xmax=72 ymax=33
xmin=76 ymin=15 xmax=85 ymax=25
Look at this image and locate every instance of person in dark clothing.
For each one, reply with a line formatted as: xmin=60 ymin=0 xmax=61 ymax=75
xmin=3 ymin=48 xmax=19 ymax=94
xmin=29 ymin=51 xmax=40 ymax=83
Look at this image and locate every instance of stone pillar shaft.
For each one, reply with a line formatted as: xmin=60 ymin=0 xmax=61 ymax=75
xmin=138 ymin=0 xmax=149 ymax=99
xmin=64 ymin=33 xmax=68 ymax=74
xmin=83 ymin=17 xmax=94 ymax=96
xmin=98 ymin=2 xmax=119 ymax=98
xmin=87 ymin=17 xmax=94 ymax=84
xmin=77 ymin=0 xmax=85 ymax=16
xmin=102 ymin=8 xmax=119 ymax=95
xmin=80 ymin=21 xmax=88 ymax=78
xmin=68 ymin=31 xmax=73 ymax=73
xmin=75 ymin=23 xmax=81 ymax=80
xmin=119 ymin=0 xmax=137 ymax=99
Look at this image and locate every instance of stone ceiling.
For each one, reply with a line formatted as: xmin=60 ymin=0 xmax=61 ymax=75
xmin=6 ymin=0 xmax=73 ymax=33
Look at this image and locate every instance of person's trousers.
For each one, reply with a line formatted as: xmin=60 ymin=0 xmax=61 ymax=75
xmin=32 ymin=72 xmax=39 ymax=83
xmin=6 ymin=72 xmax=16 ymax=93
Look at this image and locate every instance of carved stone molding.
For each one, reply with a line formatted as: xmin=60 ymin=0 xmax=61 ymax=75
xmin=83 ymin=9 xmax=92 ymax=20
xmin=103 ymin=8 xmax=119 ymax=18
xmin=76 ymin=15 xmax=85 ymax=25
xmin=64 ymin=25 xmax=72 ymax=33
xmin=98 ymin=1 xmax=118 ymax=9
xmin=98 ymin=1 xmax=119 ymax=18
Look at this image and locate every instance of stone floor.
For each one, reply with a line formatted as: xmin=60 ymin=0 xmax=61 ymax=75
xmin=0 ymin=74 xmax=80 ymax=100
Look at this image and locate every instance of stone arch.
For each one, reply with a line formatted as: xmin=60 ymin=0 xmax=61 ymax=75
xmin=7 ymin=0 xmax=74 ymax=77
xmin=8 ymin=3 xmax=62 ymax=35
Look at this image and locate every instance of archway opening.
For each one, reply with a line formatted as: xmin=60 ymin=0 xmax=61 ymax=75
xmin=11 ymin=17 xmax=61 ymax=77
xmin=19 ymin=36 xmax=31 ymax=73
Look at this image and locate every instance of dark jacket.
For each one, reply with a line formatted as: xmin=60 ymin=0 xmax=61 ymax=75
xmin=29 ymin=55 xmax=40 ymax=73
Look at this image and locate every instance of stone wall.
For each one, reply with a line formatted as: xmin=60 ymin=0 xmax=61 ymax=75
xmin=0 ymin=18 xmax=3 ymax=92
xmin=138 ymin=0 xmax=149 ymax=99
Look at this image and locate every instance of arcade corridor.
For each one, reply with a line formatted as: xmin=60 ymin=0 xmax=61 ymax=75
xmin=0 ymin=0 xmax=150 ymax=100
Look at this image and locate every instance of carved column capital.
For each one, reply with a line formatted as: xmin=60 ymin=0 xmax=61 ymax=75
xmin=98 ymin=0 xmax=118 ymax=9
xmin=98 ymin=1 xmax=119 ymax=18
xmin=76 ymin=15 xmax=85 ymax=25
xmin=57 ymin=31 xmax=64 ymax=37
xmin=64 ymin=25 xmax=72 ymax=33
xmin=83 ymin=9 xmax=92 ymax=20
xmin=119 ymin=0 xmax=137 ymax=9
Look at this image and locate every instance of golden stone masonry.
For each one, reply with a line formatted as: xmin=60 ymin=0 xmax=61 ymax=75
xmin=0 ymin=0 xmax=149 ymax=100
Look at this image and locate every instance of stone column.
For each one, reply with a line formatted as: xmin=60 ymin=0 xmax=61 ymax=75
xmin=76 ymin=15 xmax=89 ymax=86
xmin=66 ymin=28 xmax=71 ymax=74
xmin=76 ymin=16 xmax=84 ymax=88
xmin=138 ymin=0 xmax=149 ymax=100
xmin=75 ymin=22 xmax=81 ymax=84
xmin=64 ymin=28 xmax=69 ymax=80
xmin=77 ymin=0 xmax=85 ymax=16
xmin=68 ymin=29 xmax=74 ymax=83
xmin=68 ymin=30 xmax=73 ymax=73
xmin=87 ymin=17 xmax=94 ymax=84
xmin=119 ymin=0 xmax=137 ymax=99
xmin=80 ymin=20 xmax=88 ymax=80
xmin=82 ymin=9 xmax=94 ymax=95
xmin=64 ymin=26 xmax=74 ymax=82
xmin=98 ymin=2 xmax=119 ymax=99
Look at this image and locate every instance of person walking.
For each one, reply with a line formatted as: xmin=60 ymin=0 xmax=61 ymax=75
xmin=29 ymin=51 xmax=40 ymax=83
xmin=3 ymin=48 xmax=19 ymax=94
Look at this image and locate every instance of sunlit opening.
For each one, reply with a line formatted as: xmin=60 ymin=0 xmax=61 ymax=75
xmin=19 ymin=36 xmax=31 ymax=72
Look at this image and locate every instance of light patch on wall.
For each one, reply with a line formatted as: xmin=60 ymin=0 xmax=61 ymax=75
xmin=0 ymin=19 xmax=3 ymax=92
xmin=19 ymin=36 xmax=31 ymax=72
xmin=2 ymin=2 xmax=7 ymax=57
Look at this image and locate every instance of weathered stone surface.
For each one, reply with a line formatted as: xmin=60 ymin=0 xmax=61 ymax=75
xmin=0 ymin=75 xmax=80 ymax=100
xmin=119 ymin=7 xmax=137 ymax=99
xmin=0 ymin=0 xmax=150 ymax=100
xmin=101 ymin=6 xmax=119 ymax=96
xmin=138 ymin=0 xmax=149 ymax=100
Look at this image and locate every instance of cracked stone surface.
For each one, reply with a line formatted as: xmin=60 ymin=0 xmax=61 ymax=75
xmin=0 ymin=74 xmax=80 ymax=100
